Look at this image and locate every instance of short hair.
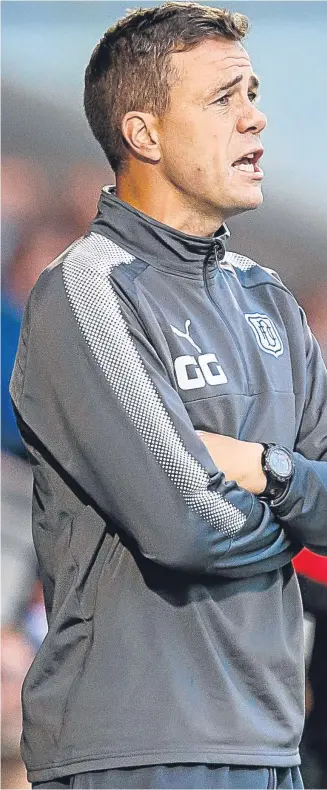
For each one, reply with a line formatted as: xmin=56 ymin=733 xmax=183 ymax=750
xmin=84 ymin=2 xmax=249 ymax=173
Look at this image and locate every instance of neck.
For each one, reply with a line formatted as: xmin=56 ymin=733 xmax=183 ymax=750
xmin=115 ymin=166 xmax=225 ymax=238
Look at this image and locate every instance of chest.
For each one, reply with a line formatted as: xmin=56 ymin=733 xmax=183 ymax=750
xmin=145 ymin=273 xmax=303 ymax=448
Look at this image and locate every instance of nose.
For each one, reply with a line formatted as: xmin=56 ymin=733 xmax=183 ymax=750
xmin=237 ymin=103 xmax=267 ymax=135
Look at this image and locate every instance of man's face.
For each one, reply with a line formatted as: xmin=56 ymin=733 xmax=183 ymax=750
xmin=157 ymin=38 xmax=267 ymax=221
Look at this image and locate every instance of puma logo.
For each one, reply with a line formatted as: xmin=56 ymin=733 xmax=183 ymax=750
xmin=170 ymin=320 xmax=202 ymax=354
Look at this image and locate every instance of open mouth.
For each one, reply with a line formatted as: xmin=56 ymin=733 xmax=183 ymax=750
xmin=232 ymin=150 xmax=263 ymax=173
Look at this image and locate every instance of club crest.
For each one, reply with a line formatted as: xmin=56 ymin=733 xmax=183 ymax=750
xmin=245 ymin=313 xmax=284 ymax=357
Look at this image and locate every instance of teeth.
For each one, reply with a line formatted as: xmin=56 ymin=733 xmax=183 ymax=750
xmin=233 ymin=163 xmax=255 ymax=172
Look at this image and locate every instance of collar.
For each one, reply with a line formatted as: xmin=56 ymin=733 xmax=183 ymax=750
xmin=90 ymin=185 xmax=230 ymax=280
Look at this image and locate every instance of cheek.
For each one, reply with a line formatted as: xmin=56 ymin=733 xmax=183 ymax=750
xmin=162 ymin=123 xmax=219 ymax=174
xmin=161 ymin=111 xmax=207 ymax=155
xmin=160 ymin=112 xmax=230 ymax=186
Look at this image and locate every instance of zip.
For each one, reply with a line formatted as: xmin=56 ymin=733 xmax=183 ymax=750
xmin=203 ymin=244 xmax=250 ymax=391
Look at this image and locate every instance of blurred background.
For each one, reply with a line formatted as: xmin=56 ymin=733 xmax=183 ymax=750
xmin=1 ymin=2 xmax=327 ymax=787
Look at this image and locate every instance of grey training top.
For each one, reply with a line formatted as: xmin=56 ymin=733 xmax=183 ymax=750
xmin=10 ymin=187 xmax=327 ymax=783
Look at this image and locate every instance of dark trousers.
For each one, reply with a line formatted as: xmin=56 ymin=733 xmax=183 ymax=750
xmin=32 ymin=764 xmax=303 ymax=789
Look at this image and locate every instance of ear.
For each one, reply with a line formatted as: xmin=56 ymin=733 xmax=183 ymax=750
xmin=121 ymin=112 xmax=161 ymax=164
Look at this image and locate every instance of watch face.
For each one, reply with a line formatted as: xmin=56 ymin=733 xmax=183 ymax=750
xmin=269 ymin=447 xmax=293 ymax=478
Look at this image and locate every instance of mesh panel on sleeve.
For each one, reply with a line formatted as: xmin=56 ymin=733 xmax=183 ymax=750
xmin=226 ymin=252 xmax=280 ymax=281
xmin=225 ymin=251 xmax=257 ymax=271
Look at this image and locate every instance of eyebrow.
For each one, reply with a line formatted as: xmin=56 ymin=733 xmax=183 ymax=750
xmin=205 ymin=74 xmax=260 ymax=101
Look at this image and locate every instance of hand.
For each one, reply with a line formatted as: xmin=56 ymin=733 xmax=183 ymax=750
xmin=196 ymin=431 xmax=267 ymax=495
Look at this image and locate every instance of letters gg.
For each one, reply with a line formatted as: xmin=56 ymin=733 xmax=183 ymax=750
xmin=174 ymin=353 xmax=228 ymax=391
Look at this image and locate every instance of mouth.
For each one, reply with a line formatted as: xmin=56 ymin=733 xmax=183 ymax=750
xmin=231 ymin=148 xmax=264 ymax=176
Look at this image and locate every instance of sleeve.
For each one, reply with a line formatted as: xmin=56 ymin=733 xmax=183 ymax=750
xmin=10 ymin=244 xmax=296 ymax=579
xmin=271 ymin=308 xmax=327 ymax=555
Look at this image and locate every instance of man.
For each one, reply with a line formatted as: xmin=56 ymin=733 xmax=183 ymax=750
xmin=10 ymin=3 xmax=327 ymax=789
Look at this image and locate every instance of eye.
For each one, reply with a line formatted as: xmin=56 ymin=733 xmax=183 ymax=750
xmin=248 ymin=92 xmax=259 ymax=104
xmin=212 ymin=93 xmax=231 ymax=106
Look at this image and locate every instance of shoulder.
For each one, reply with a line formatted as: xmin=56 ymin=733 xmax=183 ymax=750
xmin=48 ymin=232 xmax=136 ymax=279
xmin=31 ymin=231 xmax=142 ymax=307
xmin=225 ymin=250 xmax=288 ymax=291
xmin=225 ymin=252 xmax=287 ymax=290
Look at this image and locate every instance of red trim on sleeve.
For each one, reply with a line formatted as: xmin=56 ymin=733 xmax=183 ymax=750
xmin=293 ymin=548 xmax=327 ymax=585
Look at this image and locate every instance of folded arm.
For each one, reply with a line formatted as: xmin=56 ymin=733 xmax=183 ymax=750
xmin=10 ymin=244 xmax=297 ymax=578
xmin=197 ymin=309 xmax=327 ymax=557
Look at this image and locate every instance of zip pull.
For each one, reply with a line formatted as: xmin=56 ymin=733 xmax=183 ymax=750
xmin=202 ymin=238 xmax=226 ymax=270
xmin=214 ymin=239 xmax=226 ymax=270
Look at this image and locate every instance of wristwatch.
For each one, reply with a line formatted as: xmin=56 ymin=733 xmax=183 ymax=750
xmin=260 ymin=443 xmax=295 ymax=501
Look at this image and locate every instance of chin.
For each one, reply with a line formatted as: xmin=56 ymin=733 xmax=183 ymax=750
xmin=246 ymin=193 xmax=264 ymax=211
xmin=228 ymin=188 xmax=264 ymax=216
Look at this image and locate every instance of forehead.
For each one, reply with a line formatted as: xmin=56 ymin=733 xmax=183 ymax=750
xmin=171 ymin=38 xmax=253 ymax=95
